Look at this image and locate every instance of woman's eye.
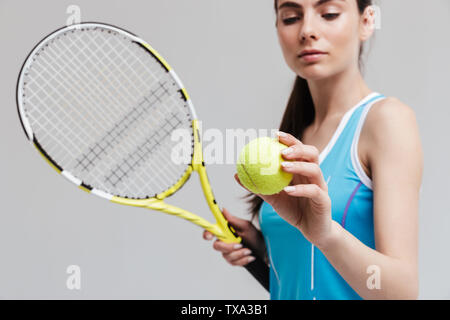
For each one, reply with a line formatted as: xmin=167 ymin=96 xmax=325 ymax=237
xmin=323 ymin=13 xmax=340 ymax=20
xmin=280 ymin=12 xmax=339 ymax=25
xmin=282 ymin=16 xmax=301 ymax=25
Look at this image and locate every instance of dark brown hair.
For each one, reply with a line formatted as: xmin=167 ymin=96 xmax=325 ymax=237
xmin=245 ymin=0 xmax=374 ymax=222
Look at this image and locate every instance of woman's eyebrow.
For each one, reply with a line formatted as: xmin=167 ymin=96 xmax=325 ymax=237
xmin=278 ymin=0 xmax=346 ymax=10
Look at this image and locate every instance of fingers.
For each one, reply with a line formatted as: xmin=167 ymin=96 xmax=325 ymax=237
xmin=284 ymin=183 xmax=331 ymax=208
xmin=235 ymin=173 xmax=270 ymax=203
xmin=224 ymin=250 xmax=256 ymax=266
xmin=203 ymin=208 xmax=257 ymax=266
xmin=234 ymin=173 xmax=253 ymax=193
xmin=212 ymin=238 xmax=243 ymax=253
xmin=281 ymin=161 xmax=328 ymax=191
xmin=281 ymin=144 xmax=320 ymax=164
xmin=221 ymin=207 xmax=251 ymax=232
xmin=278 ymin=131 xmax=320 ymax=164
xmin=203 ymin=230 xmax=214 ymax=240
xmin=224 ymin=249 xmax=255 ymax=267
xmin=277 ymin=131 xmax=328 ymax=193
xmin=277 ymin=131 xmax=300 ymax=147
xmin=211 ymin=239 xmax=256 ymax=266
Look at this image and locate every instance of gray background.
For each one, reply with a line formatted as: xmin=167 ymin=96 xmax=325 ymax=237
xmin=0 ymin=0 xmax=449 ymax=299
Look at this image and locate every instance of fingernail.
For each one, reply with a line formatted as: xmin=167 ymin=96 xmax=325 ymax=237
xmin=281 ymin=147 xmax=293 ymax=155
xmin=244 ymin=249 xmax=252 ymax=255
xmin=206 ymin=234 xmax=213 ymax=240
xmin=281 ymin=161 xmax=293 ymax=168
xmin=277 ymin=131 xmax=287 ymax=137
xmin=234 ymin=244 xmax=243 ymax=249
xmin=247 ymin=256 xmax=256 ymax=263
xmin=284 ymin=186 xmax=296 ymax=192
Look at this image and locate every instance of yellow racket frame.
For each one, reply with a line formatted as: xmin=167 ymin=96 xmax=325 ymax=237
xmin=110 ymin=119 xmax=241 ymax=244
xmin=22 ymin=23 xmax=268 ymax=291
xmin=27 ymin=30 xmax=241 ymax=244
xmin=34 ymin=119 xmax=240 ymax=243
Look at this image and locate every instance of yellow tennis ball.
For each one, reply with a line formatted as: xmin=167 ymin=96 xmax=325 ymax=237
xmin=236 ymin=137 xmax=293 ymax=195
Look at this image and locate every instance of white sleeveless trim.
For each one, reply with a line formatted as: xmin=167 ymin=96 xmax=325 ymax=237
xmin=350 ymin=94 xmax=386 ymax=190
xmin=319 ymin=92 xmax=381 ymax=165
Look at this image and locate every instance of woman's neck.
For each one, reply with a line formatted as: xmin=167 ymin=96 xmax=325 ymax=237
xmin=307 ymin=67 xmax=372 ymax=131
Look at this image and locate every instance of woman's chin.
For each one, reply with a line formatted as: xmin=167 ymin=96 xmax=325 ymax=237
xmin=298 ymin=69 xmax=330 ymax=81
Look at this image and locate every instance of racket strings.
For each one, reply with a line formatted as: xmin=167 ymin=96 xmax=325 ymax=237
xmin=84 ymin=32 xmax=193 ymax=195
xmin=102 ymin=96 xmax=182 ymax=188
xmin=105 ymin=112 xmax=180 ymax=188
xmin=21 ymin=26 xmax=194 ymax=198
xmin=73 ymin=81 xmax=169 ymax=173
xmin=25 ymin=33 xmax=138 ymax=157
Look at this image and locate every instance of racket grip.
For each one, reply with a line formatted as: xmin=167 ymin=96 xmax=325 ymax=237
xmin=241 ymin=239 xmax=270 ymax=292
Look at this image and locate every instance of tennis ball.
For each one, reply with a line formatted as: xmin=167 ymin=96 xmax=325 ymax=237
xmin=236 ymin=137 xmax=293 ymax=195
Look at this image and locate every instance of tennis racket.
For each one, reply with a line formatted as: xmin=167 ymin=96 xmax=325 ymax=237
xmin=16 ymin=22 xmax=269 ymax=291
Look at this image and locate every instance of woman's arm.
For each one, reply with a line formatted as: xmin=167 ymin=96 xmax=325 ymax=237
xmin=317 ymin=98 xmax=423 ymax=299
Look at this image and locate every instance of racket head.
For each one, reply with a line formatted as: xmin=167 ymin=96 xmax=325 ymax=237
xmin=17 ymin=22 xmax=198 ymax=201
xmin=16 ymin=23 xmax=271 ymax=291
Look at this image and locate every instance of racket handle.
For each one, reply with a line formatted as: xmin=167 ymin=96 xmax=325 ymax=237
xmin=241 ymin=239 xmax=270 ymax=292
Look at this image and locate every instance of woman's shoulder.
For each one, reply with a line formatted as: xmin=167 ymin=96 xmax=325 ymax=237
xmin=363 ymin=96 xmax=418 ymax=140
xmin=359 ymin=96 xmax=421 ymax=173
xmin=369 ymin=96 xmax=416 ymax=119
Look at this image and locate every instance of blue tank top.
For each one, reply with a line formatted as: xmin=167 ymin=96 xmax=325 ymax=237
xmin=259 ymin=92 xmax=386 ymax=300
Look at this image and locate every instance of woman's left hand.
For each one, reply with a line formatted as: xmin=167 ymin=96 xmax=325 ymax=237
xmin=235 ymin=131 xmax=335 ymax=248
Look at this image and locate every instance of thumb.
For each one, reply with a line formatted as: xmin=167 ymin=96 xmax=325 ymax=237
xmin=234 ymin=173 xmax=271 ymax=203
xmin=221 ymin=207 xmax=249 ymax=231
xmin=234 ymin=173 xmax=249 ymax=192
xmin=234 ymin=173 xmax=277 ymax=204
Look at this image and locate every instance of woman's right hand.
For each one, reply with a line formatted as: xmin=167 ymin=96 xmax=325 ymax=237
xmin=203 ymin=207 xmax=266 ymax=267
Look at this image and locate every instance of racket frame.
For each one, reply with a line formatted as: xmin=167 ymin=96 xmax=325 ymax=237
xmin=17 ymin=22 xmax=240 ymax=244
xmin=111 ymin=118 xmax=241 ymax=243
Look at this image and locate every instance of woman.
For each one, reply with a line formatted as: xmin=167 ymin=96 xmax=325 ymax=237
xmin=204 ymin=0 xmax=423 ymax=300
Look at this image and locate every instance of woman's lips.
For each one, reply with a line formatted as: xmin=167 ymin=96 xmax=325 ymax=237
xmin=299 ymin=53 xmax=326 ymax=62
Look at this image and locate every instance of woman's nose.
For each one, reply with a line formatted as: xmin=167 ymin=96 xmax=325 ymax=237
xmin=299 ymin=13 xmax=319 ymax=41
